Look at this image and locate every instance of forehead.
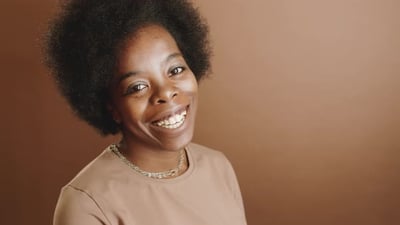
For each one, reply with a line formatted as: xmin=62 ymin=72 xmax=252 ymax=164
xmin=132 ymin=25 xmax=175 ymax=42
xmin=117 ymin=25 xmax=180 ymax=64
xmin=117 ymin=25 xmax=180 ymax=73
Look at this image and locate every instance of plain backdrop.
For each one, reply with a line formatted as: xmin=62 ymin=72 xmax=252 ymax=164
xmin=1 ymin=0 xmax=399 ymax=224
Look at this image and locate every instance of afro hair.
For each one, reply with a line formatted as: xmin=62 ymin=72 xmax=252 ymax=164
xmin=44 ymin=0 xmax=211 ymax=135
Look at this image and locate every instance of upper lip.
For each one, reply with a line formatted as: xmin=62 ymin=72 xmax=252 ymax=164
xmin=151 ymin=105 xmax=189 ymax=123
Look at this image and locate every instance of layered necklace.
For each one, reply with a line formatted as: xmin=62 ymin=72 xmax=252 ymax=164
xmin=110 ymin=144 xmax=186 ymax=179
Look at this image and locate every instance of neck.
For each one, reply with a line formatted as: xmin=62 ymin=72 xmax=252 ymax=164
xmin=117 ymin=139 xmax=187 ymax=174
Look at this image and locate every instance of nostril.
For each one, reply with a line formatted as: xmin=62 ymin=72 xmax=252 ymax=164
xmin=152 ymin=88 xmax=178 ymax=104
xmin=157 ymin=99 xmax=167 ymax=104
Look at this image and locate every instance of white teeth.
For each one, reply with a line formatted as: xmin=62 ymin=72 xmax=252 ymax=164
xmin=155 ymin=110 xmax=187 ymax=129
xmin=169 ymin=117 xmax=176 ymax=124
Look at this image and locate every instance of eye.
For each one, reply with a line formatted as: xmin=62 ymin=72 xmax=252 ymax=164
xmin=124 ymin=83 xmax=148 ymax=95
xmin=169 ymin=66 xmax=185 ymax=76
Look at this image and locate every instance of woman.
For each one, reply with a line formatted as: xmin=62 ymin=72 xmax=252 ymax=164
xmin=45 ymin=0 xmax=247 ymax=224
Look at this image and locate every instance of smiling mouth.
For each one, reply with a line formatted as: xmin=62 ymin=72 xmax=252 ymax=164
xmin=152 ymin=107 xmax=188 ymax=129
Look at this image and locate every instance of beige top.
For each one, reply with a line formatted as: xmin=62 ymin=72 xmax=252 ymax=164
xmin=54 ymin=143 xmax=247 ymax=225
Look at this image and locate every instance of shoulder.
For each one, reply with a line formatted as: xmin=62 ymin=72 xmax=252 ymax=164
xmin=65 ymin=146 xmax=123 ymax=193
xmin=54 ymin=185 xmax=110 ymax=225
xmin=188 ymin=142 xmax=228 ymax=160
xmin=187 ymin=143 xmax=241 ymax=196
xmin=188 ymin=142 xmax=234 ymax=171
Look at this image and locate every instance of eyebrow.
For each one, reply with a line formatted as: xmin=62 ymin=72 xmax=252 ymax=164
xmin=165 ymin=52 xmax=182 ymax=63
xmin=116 ymin=52 xmax=183 ymax=85
xmin=116 ymin=71 xmax=139 ymax=85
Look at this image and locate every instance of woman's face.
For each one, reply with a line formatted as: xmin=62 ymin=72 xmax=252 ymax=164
xmin=109 ymin=25 xmax=198 ymax=152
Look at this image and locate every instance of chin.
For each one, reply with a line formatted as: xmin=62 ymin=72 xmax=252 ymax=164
xmin=150 ymin=103 xmax=197 ymax=151
xmin=157 ymin=129 xmax=194 ymax=151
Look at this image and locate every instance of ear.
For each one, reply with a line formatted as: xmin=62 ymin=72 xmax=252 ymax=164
xmin=107 ymin=102 xmax=122 ymax=124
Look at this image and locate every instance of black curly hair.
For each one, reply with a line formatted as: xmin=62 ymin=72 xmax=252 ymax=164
xmin=44 ymin=0 xmax=211 ymax=135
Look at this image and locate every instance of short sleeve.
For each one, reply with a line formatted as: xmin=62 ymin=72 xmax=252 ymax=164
xmin=53 ymin=185 xmax=109 ymax=225
xmin=215 ymin=151 xmax=246 ymax=213
xmin=225 ymin=158 xmax=246 ymax=212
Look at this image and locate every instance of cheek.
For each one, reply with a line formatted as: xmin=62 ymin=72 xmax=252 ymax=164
xmin=179 ymin=74 xmax=198 ymax=95
xmin=118 ymin=99 xmax=148 ymax=123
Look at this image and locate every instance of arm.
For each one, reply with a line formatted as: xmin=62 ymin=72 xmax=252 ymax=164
xmin=53 ymin=185 xmax=109 ymax=225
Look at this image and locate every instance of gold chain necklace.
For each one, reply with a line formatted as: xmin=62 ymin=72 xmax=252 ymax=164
xmin=110 ymin=144 xmax=186 ymax=179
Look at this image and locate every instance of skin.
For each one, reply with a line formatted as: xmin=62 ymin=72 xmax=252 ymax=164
xmin=108 ymin=25 xmax=198 ymax=173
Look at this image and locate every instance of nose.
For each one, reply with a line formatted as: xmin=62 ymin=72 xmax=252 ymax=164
xmin=151 ymin=82 xmax=178 ymax=104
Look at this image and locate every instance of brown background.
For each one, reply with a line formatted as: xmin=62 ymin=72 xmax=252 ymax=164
xmin=1 ymin=0 xmax=399 ymax=224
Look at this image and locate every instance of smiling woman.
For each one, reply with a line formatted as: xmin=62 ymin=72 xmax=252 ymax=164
xmin=108 ymin=25 xmax=199 ymax=154
xmin=44 ymin=0 xmax=247 ymax=224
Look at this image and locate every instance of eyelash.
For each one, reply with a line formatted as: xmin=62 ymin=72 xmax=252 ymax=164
xmin=170 ymin=66 xmax=185 ymax=76
xmin=123 ymin=66 xmax=185 ymax=96
xmin=124 ymin=83 xmax=148 ymax=95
